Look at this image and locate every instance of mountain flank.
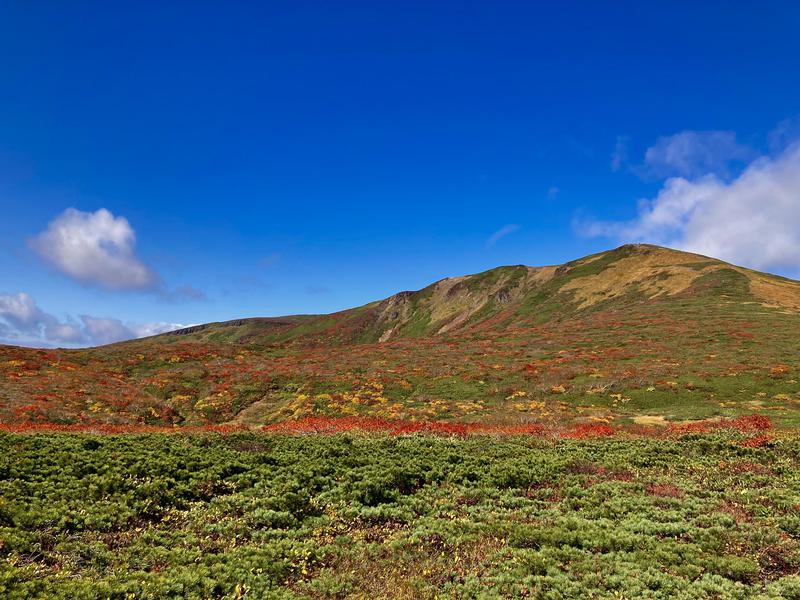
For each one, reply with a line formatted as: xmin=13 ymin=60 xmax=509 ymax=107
xmin=2 ymin=243 xmax=800 ymax=428
xmin=158 ymin=244 xmax=800 ymax=346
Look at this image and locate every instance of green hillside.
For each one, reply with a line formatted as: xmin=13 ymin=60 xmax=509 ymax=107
xmin=148 ymin=244 xmax=800 ymax=346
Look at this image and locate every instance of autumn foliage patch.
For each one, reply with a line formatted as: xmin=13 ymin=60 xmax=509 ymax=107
xmin=0 ymin=422 xmax=249 ymax=434
xmin=260 ymin=416 xmax=548 ymax=437
xmin=668 ymin=414 xmax=772 ymax=435
xmin=0 ymin=414 xmax=777 ymax=443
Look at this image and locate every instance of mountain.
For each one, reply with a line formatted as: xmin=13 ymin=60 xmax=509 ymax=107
xmin=156 ymin=243 xmax=800 ymax=345
xmin=2 ymin=244 xmax=800 ymax=428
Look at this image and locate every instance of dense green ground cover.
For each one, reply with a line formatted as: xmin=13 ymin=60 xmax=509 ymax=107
xmin=1 ymin=432 xmax=800 ymax=599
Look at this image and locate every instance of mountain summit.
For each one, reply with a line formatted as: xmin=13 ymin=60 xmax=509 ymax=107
xmin=162 ymin=243 xmax=800 ymax=345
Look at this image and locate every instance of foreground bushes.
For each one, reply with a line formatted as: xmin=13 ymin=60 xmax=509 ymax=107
xmin=1 ymin=432 xmax=799 ymax=598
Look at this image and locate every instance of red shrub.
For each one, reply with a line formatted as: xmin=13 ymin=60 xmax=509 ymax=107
xmin=563 ymin=423 xmax=615 ymax=439
xmin=731 ymin=415 xmax=772 ymax=432
xmin=647 ymin=483 xmax=684 ymax=498
xmin=739 ymin=435 xmax=771 ymax=448
xmin=668 ymin=421 xmax=712 ymax=435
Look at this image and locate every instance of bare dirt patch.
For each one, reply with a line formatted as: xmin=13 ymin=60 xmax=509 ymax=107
xmin=633 ymin=415 xmax=668 ymax=426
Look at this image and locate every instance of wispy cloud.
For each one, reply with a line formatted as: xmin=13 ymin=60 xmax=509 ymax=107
xmin=159 ymin=284 xmax=207 ymax=303
xmin=547 ymin=186 xmax=560 ymax=201
xmin=258 ymin=253 xmax=281 ymax=269
xmin=610 ymin=135 xmax=629 ymax=172
xmin=563 ymin=136 xmax=594 ymax=160
xmin=305 ymin=285 xmax=331 ymax=295
xmin=769 ymin=116 xmax=800 ymax=154
xmin=485 ymin=224 xmax=521 ymax=249
xmin=640 ymin=130 xmax=754 ymax=179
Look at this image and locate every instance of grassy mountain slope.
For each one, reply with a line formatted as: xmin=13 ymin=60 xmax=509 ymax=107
xmin=2 ymin=244 xmax=800 ymax=428
xmin=152 ymin=244 xmax=800 ymax=346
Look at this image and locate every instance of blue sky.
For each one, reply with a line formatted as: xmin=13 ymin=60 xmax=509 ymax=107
xmin=2 ymin=1 xmax=800 ymax=346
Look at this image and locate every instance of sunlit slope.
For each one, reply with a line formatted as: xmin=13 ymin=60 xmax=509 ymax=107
xmin=153 ymin=244 xmax=800 ymax=346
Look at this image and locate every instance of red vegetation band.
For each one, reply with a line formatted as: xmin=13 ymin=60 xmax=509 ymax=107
xmin=0 ymin=414 xmax=772 ymax=443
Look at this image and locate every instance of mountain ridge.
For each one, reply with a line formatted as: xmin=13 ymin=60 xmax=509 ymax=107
xmin=150 ymin=243 xmax=800 ymax=347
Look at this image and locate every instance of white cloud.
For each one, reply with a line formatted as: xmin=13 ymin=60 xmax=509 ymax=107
xmin=769 ymin=117 xmax=800 ymax=154
xmin=43 ymin=321 xmax=85 ymax=344
xmin=79 ymin=316 xmax=135 ymax=345
xmin=580 ymin=142 xmax=800 ymax=274
xmin=642 ymin=130 xmax=754 ymax=179
xmin=0 ymin=291 xmax=185 ymax=347
xmin=79 ymin=316 xmax=186 ymax=344
xmin=27 ymin=207 xmax=206 ymax=302
xmin=547 ymin=186 xmax=560 ymax=201
xmin=486 ymin=224 xmax=521 ymax=248
xmin=0 ymin=292 xmax=45 ymax=331
xmin=132 ymin=321 xmax=188 ymax=338
xmin=29 ymin=208 xmax=158 ymax=291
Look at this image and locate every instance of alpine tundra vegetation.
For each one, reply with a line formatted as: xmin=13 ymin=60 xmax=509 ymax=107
xmin=2 ymin=244 xmax=800 ymax=598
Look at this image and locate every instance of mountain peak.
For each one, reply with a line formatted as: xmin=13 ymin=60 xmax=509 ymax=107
xmin=149 ymin=245 xmax=800 ymax=347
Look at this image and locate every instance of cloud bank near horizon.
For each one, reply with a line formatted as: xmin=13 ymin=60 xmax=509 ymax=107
xmin=0 ymin=292 xmax=185 ymax=347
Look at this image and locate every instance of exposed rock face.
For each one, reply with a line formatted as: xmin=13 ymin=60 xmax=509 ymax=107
xmin=494 ymin=289 xmax=510 ymax=304
xmin=167 ymin=324 xmax=210 ymax=336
